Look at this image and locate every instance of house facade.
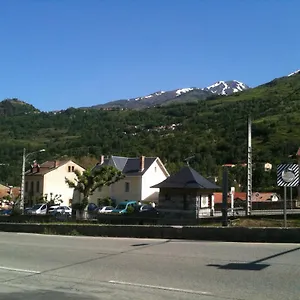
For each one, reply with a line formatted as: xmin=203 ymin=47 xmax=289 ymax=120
xmin=24 ymin=160 xmax=85 ymax=207
xmin=151 ymin=166 xmax=221 ymax=219
xmin=90 ymin=155 xmax=169 ymax=205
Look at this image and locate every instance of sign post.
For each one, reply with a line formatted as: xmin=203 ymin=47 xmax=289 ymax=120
xmin=277 ymin=164 xmax=299 ymax=227
xmin=284 ymin=186 xmax=287 ymax=227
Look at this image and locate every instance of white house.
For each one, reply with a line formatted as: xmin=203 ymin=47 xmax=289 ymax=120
xmin=24 ymin=160 xmax=85 ymax=207
xmin=90 ymin=155 xmax=169 ymax=205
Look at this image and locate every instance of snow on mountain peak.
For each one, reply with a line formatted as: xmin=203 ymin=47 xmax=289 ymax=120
xmin=206 ymin=81 xmax=228 ymax=95
xmin=287 ymin=70 xmax=300 ymax=77
xmin=175 ymin=88 xmax=194 ymax=96
xmin=134 ymin=90 xmax=166 ymax=101
xmin=232 ymin=80 xmax=248 ymax=92
xmin=205 ymin=80 xmax=249 ymax=95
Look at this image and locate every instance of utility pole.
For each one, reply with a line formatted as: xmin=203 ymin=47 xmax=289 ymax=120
xmin=20 ymin=148 xmax=26 ymax=213
xmin=246 ymin=116 xmax=252 ymax=216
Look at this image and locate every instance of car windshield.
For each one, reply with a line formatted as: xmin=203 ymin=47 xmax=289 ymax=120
xmin=32 ymin=204 xmax=42 ymax=210
xmin=116 ymin=204 xmax=126 ymax=210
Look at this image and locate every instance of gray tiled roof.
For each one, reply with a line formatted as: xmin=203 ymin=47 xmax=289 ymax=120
xmin=151 ymin=166 xmax=221 ymax=190
xmin=94 ymin=156 xmax=157 ymax=176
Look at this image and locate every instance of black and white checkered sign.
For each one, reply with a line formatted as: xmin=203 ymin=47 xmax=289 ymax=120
xmin=277 ymin=164 xmax=299 ymax=187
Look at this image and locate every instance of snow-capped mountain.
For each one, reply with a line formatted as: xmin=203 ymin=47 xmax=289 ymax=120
xmin=89 ymin=79 xmax=249 ymax=110
xmin=204 ymin=80 xmax=249 ymax=95
xmin=287 ymin=70 xmax=300 ymax=77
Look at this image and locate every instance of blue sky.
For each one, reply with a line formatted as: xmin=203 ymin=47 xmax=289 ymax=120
xmin=0 ymin=0 xmax=299 ymax=111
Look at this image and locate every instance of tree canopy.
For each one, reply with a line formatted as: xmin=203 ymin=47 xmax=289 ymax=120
xmin=65 ymin=166 xmax=124 ymax=210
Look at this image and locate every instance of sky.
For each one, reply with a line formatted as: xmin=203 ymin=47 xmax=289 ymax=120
xmin=0 ymin=0 xmax=299 ymax=111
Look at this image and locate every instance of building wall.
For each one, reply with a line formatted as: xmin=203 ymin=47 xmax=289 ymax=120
xmin=90 ymin=176 xmax=142 ymax=205
xmin=25 ymin=161 xmax=85 ymax=207
xmin=141 ymin=159 xmax=168 ymax=203
xmin=24 ymin=175 xmax=44 ymax=206
xmin=158 ymin=188 xmax=214 ymax=218
xmin=158 ymin=188 xmax=198 ymax=210
xmin=43 ymin=161 xmax=85 ymax=206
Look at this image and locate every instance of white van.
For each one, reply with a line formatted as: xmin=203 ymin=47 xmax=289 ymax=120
xmin=29 ymin=203 xmax=48 ymax=215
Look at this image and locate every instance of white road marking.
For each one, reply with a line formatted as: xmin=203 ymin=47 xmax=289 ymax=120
xmin=0 ymin=266 xmax=40 ymax=274
xmin=108 ymin=280 xmax=212 ymax=295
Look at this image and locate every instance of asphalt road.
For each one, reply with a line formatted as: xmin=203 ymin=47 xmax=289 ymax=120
xmin=0 ymin=233 xmax=299 ymax=300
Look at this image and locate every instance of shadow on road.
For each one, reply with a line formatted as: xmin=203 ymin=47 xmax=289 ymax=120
xmin=207 ymin=246 xmax=300 ymax=271
xmin=0 ymin=290 xmax=99 ymax=300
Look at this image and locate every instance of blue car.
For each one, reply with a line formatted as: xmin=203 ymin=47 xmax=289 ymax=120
xmin=112 ymin=201 xmax=138 ymax=214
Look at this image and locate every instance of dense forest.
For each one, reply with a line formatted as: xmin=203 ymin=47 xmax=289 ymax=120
xmin=1 ymin=73 xmax=300 ymax=193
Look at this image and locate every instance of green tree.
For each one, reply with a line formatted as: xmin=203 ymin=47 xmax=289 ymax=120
xmin=65 ymin=166 xmax=124 ymax=213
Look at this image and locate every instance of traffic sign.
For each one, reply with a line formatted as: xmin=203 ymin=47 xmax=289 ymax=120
xmin=277 ymin=164 xmax=299 ymax=187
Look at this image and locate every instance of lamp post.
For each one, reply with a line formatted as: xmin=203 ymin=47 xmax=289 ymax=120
xmin=20 ymin=148 xmax=45 ymax=214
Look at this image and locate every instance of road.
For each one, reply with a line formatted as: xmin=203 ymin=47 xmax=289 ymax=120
xmin=0 ymin=233 xmax=299 ymax=300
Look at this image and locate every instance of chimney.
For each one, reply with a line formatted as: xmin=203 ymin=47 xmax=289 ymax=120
xmin=140 ymin=155 xmax=145 ymax=172
xmin=100 ymin=155 xmax=105 ymax=165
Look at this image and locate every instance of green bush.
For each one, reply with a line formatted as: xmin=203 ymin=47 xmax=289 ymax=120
xmin=98 ymin=197 xmax=112 ymax=207
xmin=126 ymin=206 xmax=135 ymax=214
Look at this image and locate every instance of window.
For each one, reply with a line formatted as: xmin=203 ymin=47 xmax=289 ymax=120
xmin=71 ymin=166 xmax=75 ymax=172
xmin=125 ymin=182 xmax=130 ymax=192
xmin=154 ymin=166 xmax=157 ymax=172
xmin=25 ymin=181 xmax=28 ymax=192
xmin=68 ymin=166 xmax=71 ymax=172
xmin=30 ymin=181 xmax=34 ymax=193
xmin=36 ymin=181 xmax=40 ymax=193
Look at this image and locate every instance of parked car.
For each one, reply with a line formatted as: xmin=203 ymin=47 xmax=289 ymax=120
xmin=48 ymin=205 xmax=60 ymax=214
xmin=138 ymin=204 xmax=160 ymax=216
xmin=98 ymin=206 xmax=114 ymax=214
xmin=28 ymin=203 xmax=48 ymax=215
xmin=52 ymin=206 xmax=72 ymax=215
xmin=112 ymin=201 xmax=138 ymax=214
xmin=87 ymin=203 xmax=98 ymax=212
xmin=0 ymin=209 xmax=12 ymax=216
xmin=24 ymin=207 xmax=32 ymax=215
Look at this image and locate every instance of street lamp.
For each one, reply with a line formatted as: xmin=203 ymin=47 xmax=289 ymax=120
xmin=20 ymin=148 xmax=46 ymax=213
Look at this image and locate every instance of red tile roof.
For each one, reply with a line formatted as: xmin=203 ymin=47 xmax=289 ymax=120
xmin=213 ymin=192 xmax=246 ymax=204
xmin=214 ymin=192 xmax=277 ymax=203
xmin=252 ymin=192 xmax=276 ymax=202
xmin=25 ymin=160 xmax=69 ymax=176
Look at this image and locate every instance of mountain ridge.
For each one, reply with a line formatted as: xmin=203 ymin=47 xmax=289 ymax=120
xmin=88 ymin=79 xmax=250 ymax=110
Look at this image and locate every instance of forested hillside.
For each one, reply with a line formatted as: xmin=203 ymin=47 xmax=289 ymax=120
xmin=1 ymin=73 xmax=300 ymax=192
